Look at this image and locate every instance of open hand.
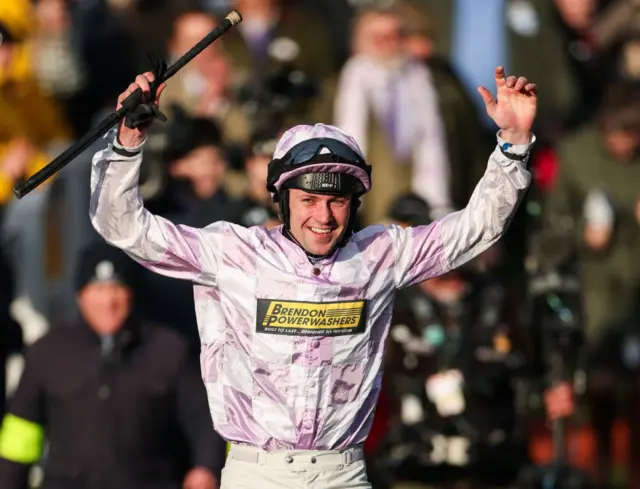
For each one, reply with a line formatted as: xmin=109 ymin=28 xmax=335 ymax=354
xmin=478 ymin=66 xmax=537 ymax=145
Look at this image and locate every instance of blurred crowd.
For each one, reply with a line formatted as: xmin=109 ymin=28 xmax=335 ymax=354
xmin=0 ymin=0 xmax=639 ymax=488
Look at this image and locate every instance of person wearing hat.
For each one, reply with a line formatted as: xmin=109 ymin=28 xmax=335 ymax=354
xmin=88 ymin=64 xmax=537 ymax=488
xmin=0 ymin=241 xmax=225 ymax=489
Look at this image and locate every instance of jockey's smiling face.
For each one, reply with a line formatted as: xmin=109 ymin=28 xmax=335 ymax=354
xmin=287 ymin=190 xmax=352 ymax=256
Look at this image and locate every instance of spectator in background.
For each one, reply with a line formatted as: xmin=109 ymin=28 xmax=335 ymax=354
xmin=334 ymin=6 xmax=452 ymax=226
xmin=552 ymin=0 xmax=611 ymax=127
xmin=52 ymin=0 xmax=138 ymax=137
xmin=106 ymin=0 xmax=200 ymax=69
xmin=36 ymin=0 xmax=140 ymax=320
xmin=146 ymin=109 xmax=243 ymax=228
xmin=236 ymin=136 xmax=282 ymax=230
xmin=30 ymin=0 xmax=87 ymax=120
xmin=224 ymin=0 xmax=339 ymax=82
xmin=21 ymin=0 xmax=138 ymax=138
xmin=393 ymin=0 xmax=492 ymax=210
xmin=542 ymin=80 xmax=640 ymax=487
xmin=139 ymin=111 xmax=244 ymax=354
xmin=207 ymin=0 xmax=342 ymax=141
xmin=372 ymin=193 xmax=530 ymax=489
xmin=589 ymin=0 xmax=640 ymax=82
xmin=162 ymin=10 xmax=251 ymax=146
xmin=0 ymin=241 xmax=224 ymax=489
xmin=423 ymin=0 xmax=583 ymax=143
xmin=0 ymin=0 xmax=72 ymax=316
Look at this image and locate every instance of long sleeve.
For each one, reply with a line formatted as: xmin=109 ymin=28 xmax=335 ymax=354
xmin=176 ymin=355 xmax=226 ymax=479
xmin=393 ymin=131 xmax=534 ymax=289
xmin=90 ymin=133 xmax=232 ymax=287
xmin=0 ymin=342 xmax=47 ymax=489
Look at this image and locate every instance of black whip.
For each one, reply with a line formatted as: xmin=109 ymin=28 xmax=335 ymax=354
xmin=13 ymin=10 xmax=243 ymax=199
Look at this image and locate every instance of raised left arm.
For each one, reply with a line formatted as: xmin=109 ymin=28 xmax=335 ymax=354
xmin=392 ymin=67 xmax=537 ymax=288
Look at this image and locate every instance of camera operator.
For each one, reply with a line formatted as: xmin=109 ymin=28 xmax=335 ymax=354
xmin=161 ymin=10 xmax=252 ymax=146
xmin=235 ymin=136 xmax=282 ymax=230
xmin=222 ymin=0 xmax=339 ymax=82
xmin=144 ymin=108 xmax=243 ymax=227
xmin=372 ymin=193 xmax=530 ymax=489
xmin=541 ymin=79 xmax=640 ymax=486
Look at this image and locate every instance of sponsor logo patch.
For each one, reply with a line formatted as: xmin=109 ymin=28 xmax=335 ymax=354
xmin=256 ymin=299 xmax=367 ymax=336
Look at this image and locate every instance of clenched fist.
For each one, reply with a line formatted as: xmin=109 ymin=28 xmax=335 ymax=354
xmin=116 ymin=72 xmax=167 ymax=149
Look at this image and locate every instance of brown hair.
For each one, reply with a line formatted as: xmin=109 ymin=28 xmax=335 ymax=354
xmin=391 ymin=1 xmax=433 ymax=39
xmin=598 ymin=80 xmax=640 ymax=133
xmin=349 ymin=6 xmax=398 ymax=55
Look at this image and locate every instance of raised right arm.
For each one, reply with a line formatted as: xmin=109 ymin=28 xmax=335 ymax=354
xmin=90 ymin=134 xmax=222 ymax=286
xmin=90 ymin=71 xmax=239 ymax=285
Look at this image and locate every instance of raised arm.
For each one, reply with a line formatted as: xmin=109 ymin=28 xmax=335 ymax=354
xmin=90 ymin=73 xmax=228 ymax=286
xmin=394 ymin=67 xmax=536 ymax=288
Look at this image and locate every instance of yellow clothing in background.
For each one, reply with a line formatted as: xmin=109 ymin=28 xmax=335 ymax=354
xmin=0 ymin=0 xmax=71 ymax=205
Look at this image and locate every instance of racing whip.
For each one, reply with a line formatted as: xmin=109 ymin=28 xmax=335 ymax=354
xmin=12 ymin=10 xmax=243 ymax=199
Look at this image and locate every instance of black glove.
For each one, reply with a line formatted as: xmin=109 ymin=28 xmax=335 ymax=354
xmin=124 ymin=52 xmax=169 ymax=130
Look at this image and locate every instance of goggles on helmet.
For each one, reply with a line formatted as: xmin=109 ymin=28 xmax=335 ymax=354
xmin=266 ymin=138 xmax=372 ymax=196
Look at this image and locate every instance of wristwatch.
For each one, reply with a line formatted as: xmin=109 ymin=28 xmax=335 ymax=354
xmin=499 ymin=141 xmax=529 ymax=161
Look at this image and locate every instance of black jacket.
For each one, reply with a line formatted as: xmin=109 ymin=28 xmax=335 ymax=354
xmin=0 ymin=317 xmax=225 ymax=489
xmin=0 ymin=248 xmax=22 ymax=419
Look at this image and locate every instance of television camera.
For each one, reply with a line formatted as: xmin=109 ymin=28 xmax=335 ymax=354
xmin=137 ymin=40 xmax=319 ymax=203
xmin=369 ymin=268 xmax=530 ymax=489
xmin=516 ymin=266 xmax=596 ymax=489
xmin=235 ymin=58 xmax=319 ymax=142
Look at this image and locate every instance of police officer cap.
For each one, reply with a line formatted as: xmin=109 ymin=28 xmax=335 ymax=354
xmin=388 ymin=193 xmax=432 ymax=227
xmin=74 ymin=241 xmax=140 ymax=292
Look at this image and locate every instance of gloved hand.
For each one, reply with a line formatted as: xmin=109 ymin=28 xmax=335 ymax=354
xmin=123 ymin=52 xmax=169 ymax=130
